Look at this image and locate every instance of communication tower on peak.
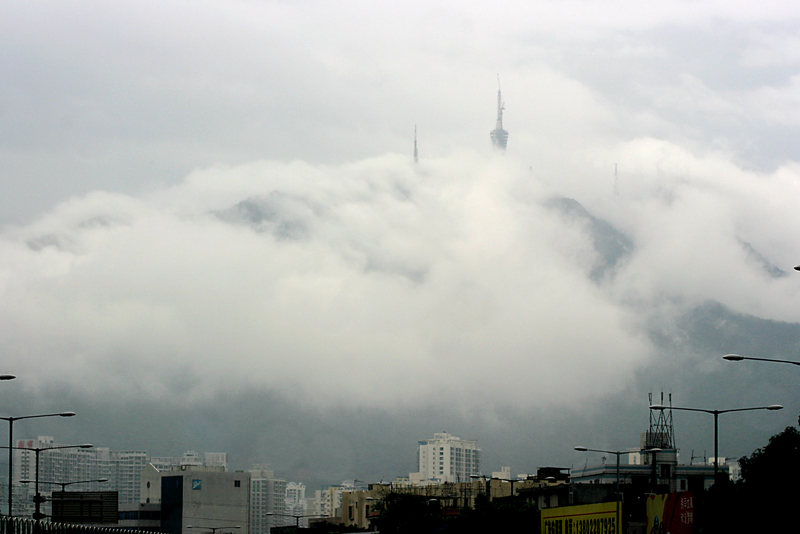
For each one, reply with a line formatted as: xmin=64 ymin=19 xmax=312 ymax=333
xmin=414 ymin=124 xmax=418 ymax=164
xmin=490 ymin=75 xmax=508 ymax=150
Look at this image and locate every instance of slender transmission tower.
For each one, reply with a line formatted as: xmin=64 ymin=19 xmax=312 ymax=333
xmin=414 ymin=124 xmax=418 ymax=164
xmin=490 ymin=75 xmax=508 ymax=150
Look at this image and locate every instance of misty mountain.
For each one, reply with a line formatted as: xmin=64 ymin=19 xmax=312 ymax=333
xmin=740 ymin=240 xmax=788 ymax=279
xmin=545 ymin=196 xmax=635 ymax=282
xmin=669 ymin=300 xmax=800 ymax=357
xmin=213 ymin=191 xmax=316 ymax=240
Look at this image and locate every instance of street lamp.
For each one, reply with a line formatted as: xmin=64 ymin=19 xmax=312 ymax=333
xmin=574 ymin=447 xmax=623 ymax=534
xmin=20 ymin=443 xmax=93 ymax=520
xmin=20 ymin=478 xmax=109 ymax=491
xmin=649 ymin=403 xmax=783 ymax=484
xmin=265 ymin=512 xmax=323 ymax=528
xmin=723 ymin=354 xmax=800 ymax=367
xmin=187 ymin=526 xmax=241 ymax=534
xmin=0 ymin=411 xmax=76 ymax=517
xmin=0 ymin=375 xmax=15 ymax=381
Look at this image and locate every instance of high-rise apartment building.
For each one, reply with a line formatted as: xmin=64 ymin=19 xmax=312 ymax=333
xmin=12 ymin=437 xmax=230 ymax=519
xmin=150 ymin=451 xmax=228 ymax=472
xmin=12 ymin=436 xmax=148 ymax=517
xmin=285 ymin=481 xmax=307 ymax=524
xmin=411 ymin=432 xmax=481 ymax=484
xmin=249 ymin=465 xmax=287 ymax=534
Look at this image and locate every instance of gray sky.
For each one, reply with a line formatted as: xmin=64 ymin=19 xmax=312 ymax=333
xmin=2 ymin=0 xmax=800 ymax=488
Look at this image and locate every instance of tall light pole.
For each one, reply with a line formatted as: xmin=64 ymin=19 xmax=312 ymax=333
xmin=15 ymin=443 xmax=93 ymax=520
xmin=723 ymin=354 xmax=800 ymax=367
xmin=649 ymin=403 xmax=783 ymax=484
xmin=187 ymin=525 xmax=241 ymax=534
xmin=0 ymin=412 xmax=76 ymax=517
xmin=574 ymin=447 xmax=623 ymax=534
xmin=20 ymin=478 xmax=108 ymax=492
xmin=0 ymin=376 xmax=15 ymax=381
xmin=266 ymin=512 xmax=322 ymax=528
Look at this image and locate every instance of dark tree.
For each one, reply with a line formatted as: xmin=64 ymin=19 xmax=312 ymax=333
xmin=373 ymin=493 xmax=443 ymax=534
xmin=739 ymin=426 xmax=800 ymax=486
xmin=728 ymin=426 xmax=800 ymax=532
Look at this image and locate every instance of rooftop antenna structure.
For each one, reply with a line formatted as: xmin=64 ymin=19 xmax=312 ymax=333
xmin=490 ymin=74 xmax=508 ymax=150
xmin=414 ymin=124 xmax=418 ymax=164
xmin=646 ymin=392 xmax=675 ymax=450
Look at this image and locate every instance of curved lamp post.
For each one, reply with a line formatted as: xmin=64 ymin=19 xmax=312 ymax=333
xmin=574 ymin=447 xmax=623 ymax=534
xmin=0 ymin=375 xmax=15 ymax=381
xmin=649 ymin=403 xmax=783 ymax=484
xmin=723 ymin=354 xmax=800 ymax=367
xmin=0 ymin=411 xmax=76 ymax=517
xmin=22 ymin=443 xmax=93 ymax=519
xmin=20 ymin=478 xmax=109 ymax=492
xmin=266 ymin=512 xmax=324 ymax=528
xmin=187 ymin=525 xmax=241 ymax=534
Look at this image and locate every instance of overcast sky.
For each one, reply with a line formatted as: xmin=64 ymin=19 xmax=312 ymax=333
xmin=2 ymin=0 xmax=800 ymax=488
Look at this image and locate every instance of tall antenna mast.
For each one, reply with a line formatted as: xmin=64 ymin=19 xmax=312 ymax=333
xmin=496 ymin=74 xmax=504 ymax=128
xmin=490 ymin=74 xmax=508 ymax=150
xmin=414 ymin=124 xmax=418 ymax=164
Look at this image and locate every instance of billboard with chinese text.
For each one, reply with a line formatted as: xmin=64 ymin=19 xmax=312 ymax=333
xmin=646 ymin=491 xmax=694 ymax=534
xmin=541 ymin=501 xmax=618 ymax=534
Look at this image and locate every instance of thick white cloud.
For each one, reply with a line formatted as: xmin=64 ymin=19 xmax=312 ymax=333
xmin=3 ymin=141 xmax=800 ymax=411
xmin=0 ymin=154 xmax=641 ymax=406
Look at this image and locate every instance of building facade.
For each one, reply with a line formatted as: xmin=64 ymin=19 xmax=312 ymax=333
xmin=249 ymin=466 xmax=287 ymax=534
xmin=160 ymin=466 xmax=250 ymax=534
xmin=284 ymin=482 xmax=307 ymax=525
xmin=11 ymin=437 xmax=231 ymax=520
xmin=12 ymin=436 xmax=147 ymax=517
xmin=411 ymin=432 xmax=481 ymax=484
xmin=571 ymin=449 xmax=717 ymax=494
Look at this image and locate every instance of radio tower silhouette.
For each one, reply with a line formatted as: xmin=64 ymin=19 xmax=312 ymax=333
xmin=490 ymin=75 xmax=508 ymax=150
xmin=414 ymin=124 xmax=418 ymax=164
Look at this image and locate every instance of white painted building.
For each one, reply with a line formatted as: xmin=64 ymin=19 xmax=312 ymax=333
xmin=310 ymin=488 xmax=333 ymax=519
xmin=249 ymin=465 xmax=287 ymax=534
xmin=13 ymin=436 xmax=147 ymax=517
xmin=284 ymin=482 xmax=307 ymax=525
xmin=150 ymin=451 xmax=228 ymax=472
xmin=160 ymin=466 xmax=250 ymax=534
xmin=410 ymin=432 xmax=481 ymax=484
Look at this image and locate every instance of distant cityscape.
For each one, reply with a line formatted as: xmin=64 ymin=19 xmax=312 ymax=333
xmin=1 ymin=408 xmax=737 ymax=533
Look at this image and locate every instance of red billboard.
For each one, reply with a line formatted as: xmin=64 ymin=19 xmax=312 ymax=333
xmin=646 ymin=491 xmax=693 ymax=534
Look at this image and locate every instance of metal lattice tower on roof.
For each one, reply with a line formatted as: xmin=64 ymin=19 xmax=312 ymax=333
xmin=646 ymin=392 xmax=675 ymax=449
xmin=490 ymin=75 xmax=508 ymax=150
